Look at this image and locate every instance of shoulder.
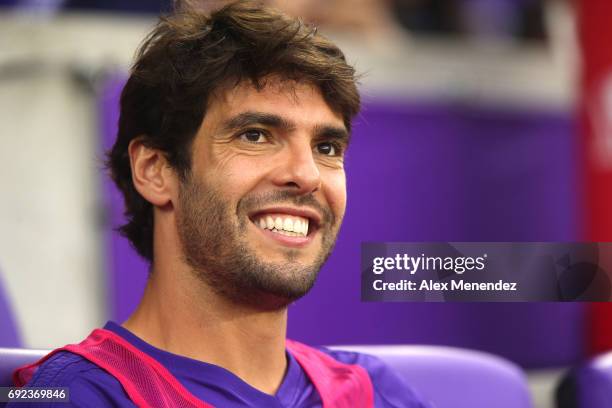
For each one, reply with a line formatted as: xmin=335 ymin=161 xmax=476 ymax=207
xmin=8 ymin=351 xmax=134 ymax=408
xmin=318 ymin=347 xmax=433 ymax=408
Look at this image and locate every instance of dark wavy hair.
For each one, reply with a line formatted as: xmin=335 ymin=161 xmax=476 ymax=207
xmin=107 ymin=0 xmax=361 ymax=262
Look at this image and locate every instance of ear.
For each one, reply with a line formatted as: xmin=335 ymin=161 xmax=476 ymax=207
xmin=128 ymin=138 xmax=177 ymax=208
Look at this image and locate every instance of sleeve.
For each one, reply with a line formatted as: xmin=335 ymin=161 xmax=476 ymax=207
xmin=5 ymin=352 xmax=135 ymax=408
xmin=62 ymin=372 xmax=135 ymax=408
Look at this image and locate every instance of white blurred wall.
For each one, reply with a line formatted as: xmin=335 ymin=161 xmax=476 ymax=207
xmin=0 ymin=12 xmax=153 ymax=348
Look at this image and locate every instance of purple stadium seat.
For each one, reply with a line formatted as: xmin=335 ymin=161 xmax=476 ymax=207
xmin=556 ymin=351 xmax=612 ymax=408
xmin=0 ymin=345 xmax=533 ymax=406
xmin=0 ymin=272 xmax=21 ymax=347
xmin=0 ymin=349 xmax=47 ymax=386
xmin=0 ymin=348 xmax=48 ymax=407
xmin=331 ymin=345 xmax=533 ymax=408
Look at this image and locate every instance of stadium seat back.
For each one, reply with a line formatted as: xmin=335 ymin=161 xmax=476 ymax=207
xmin=0 ymin=348 xmax=48 ymax=407
xmin=330 ymin=345 xmax=533 ymax=408
xmin=0 ymin=345 xmax=533 ymax=407
xmin=0 ymin=349 xmax=47 ymax=386
xmin=556 ymin=352 xmax=612 ymax=408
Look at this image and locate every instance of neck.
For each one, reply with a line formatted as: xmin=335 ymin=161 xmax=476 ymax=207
xmin=123 ymin=262 xmax=289 ymax=395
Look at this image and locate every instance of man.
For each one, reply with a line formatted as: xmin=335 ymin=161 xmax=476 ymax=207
xmin=11 ymin=1 xmax=430 ymax=407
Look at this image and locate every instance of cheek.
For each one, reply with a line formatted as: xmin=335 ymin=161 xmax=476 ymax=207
xmin=206 ymin=151 xmax=266 ymax=198
xmin=322 ymin=171 xmax=347 ymax=222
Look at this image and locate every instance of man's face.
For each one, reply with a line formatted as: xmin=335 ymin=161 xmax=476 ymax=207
xmin=175 ymin=79 xmax=349 ymax=309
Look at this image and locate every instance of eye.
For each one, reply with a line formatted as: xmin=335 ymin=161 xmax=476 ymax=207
xmin=316 ymin=141 xmax=341 ymax=156
xmin=239 ymin=129 xmax=268 ymax=143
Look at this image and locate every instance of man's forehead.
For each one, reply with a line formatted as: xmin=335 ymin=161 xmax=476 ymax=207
xmin=214 ymin=77 xmax=317 ymax=103
xmin=207 ymin=77 xmax=345 ymax=128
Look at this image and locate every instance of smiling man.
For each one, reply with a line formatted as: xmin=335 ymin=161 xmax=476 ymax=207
xmin=11 ymin=1 xmax=429 ymax=407
xmin=169 ymin=79 xmax=348 ymax=311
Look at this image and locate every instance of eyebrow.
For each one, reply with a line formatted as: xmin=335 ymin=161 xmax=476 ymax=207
xmin=220 ymin=110 xmax=350 ymax=144
xmin=221 ymin=111 xmax=296 ymax=133
xmin=313 ymin=124 xmax=350 ymax=145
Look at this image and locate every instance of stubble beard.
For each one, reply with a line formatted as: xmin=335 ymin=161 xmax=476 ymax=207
xmin=175 ymin=174 xmax=339 ymax=310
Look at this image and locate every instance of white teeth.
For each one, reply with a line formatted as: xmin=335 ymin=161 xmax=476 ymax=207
xmin=253 ymin=214 xmax=310 ymax=237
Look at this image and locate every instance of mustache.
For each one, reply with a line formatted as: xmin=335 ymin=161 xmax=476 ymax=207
xmin=238 ymin=190 xmax=334 ymax=226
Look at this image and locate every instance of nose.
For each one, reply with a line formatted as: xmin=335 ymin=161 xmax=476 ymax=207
xmin=270 ymin=141 xmax=321 ymax=195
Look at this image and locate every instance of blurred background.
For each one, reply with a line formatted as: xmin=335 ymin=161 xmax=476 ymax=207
xmin=1 ymin=0 xmax=612 ymax=407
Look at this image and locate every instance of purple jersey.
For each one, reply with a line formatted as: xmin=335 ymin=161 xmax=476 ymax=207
xmin=9 ymin=322 xmax=430 ymax=407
